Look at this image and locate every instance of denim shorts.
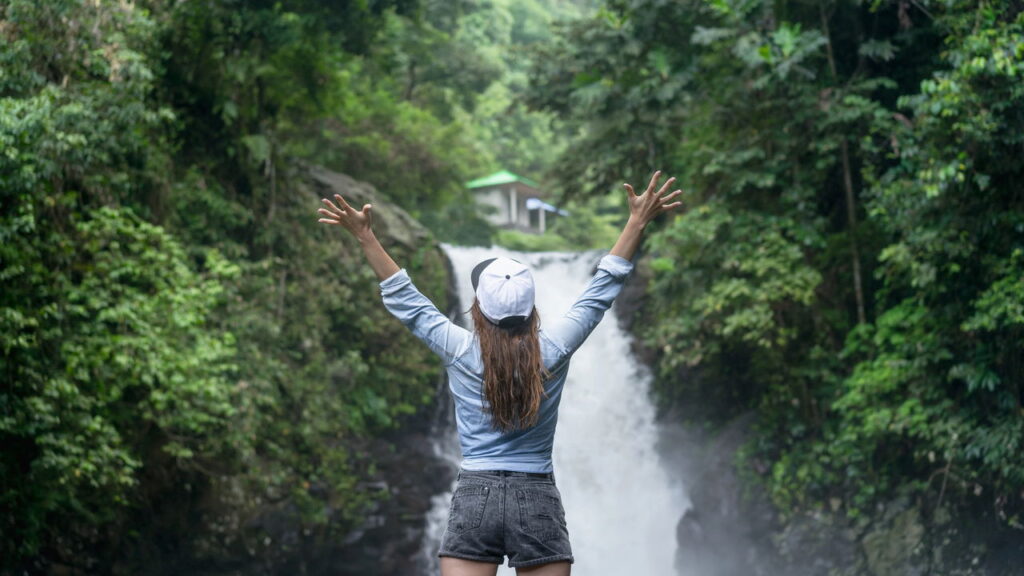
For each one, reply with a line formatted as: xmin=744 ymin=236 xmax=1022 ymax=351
xmin=438 ymin=469 xmax=574 ymax=568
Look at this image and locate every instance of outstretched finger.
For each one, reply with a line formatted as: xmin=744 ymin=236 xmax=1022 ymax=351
xmin=321 ymin=198 xmax=343 ymax=216
xmin=334 ymin=194 xmax=355 ymax=214
xmin=624 ymin=183 xmax=637 ymax=199
xmin=657 ymin=177 xmax=677 ymax=197
xmin=318 ymin=207 xmax=343 ymax=219
xmin=661 ymin=189 xmax=683 ymax=202
xmin=318 ymin=218 xmax=341 ymax=225
xmin=661 ymin=201 xmax=683 ymax=211
xmin=645 ymin=170 xmax=663 ymax=195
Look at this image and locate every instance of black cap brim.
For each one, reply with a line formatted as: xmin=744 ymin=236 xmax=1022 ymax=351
xmin=497 ymin=316 xmax=528 ymax=328
xmin=471 ymin=258 xmax=497 ymax=291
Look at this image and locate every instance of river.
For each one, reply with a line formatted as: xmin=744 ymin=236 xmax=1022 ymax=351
xmin=417 ymin=246 xmax=690 ymax=575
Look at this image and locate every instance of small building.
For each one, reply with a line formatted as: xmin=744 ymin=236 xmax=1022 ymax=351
xmin=467 ymin=170 xmax=565 ymax=234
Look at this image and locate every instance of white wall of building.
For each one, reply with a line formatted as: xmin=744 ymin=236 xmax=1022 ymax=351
xmin=475 ymin=188 xmax=510 ymax=225
xmin=473 ymin=183 xmax=560 ymax=233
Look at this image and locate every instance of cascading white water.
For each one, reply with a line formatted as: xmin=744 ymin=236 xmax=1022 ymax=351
xmin=419 ymin=245 xmax=690 ymax=575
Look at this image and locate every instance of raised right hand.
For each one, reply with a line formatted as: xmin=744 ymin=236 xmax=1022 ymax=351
xmin=623 ymin=170 xmax=683 ymax=227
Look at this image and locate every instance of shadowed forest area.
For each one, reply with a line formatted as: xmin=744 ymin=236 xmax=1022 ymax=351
xmin=1 ymin=0 xmax=1022 ymax=574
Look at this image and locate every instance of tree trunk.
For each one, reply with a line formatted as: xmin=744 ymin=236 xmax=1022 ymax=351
xmin=840 ymin=139 xmax=867 ymax=325
xmin=821 ymin=1 xmax=867 ymax=325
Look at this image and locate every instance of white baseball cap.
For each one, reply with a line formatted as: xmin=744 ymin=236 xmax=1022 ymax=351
xmin=471 ymin=257 xmax=535 ymax=327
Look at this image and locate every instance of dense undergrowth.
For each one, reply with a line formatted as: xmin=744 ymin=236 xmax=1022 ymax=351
xmin=528 ymin=0 xmax=1024 ymax=527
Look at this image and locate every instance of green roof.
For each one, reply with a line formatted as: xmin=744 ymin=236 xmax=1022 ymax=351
xmin=466 ymin=170 xmax=539 ymax=190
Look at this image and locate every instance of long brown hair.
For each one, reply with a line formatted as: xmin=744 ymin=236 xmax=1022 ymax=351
xmin=471 ymin=300 xmax=549 ymax=432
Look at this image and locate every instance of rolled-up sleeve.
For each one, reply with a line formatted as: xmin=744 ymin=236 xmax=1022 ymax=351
xmin=543 ymin=254 xmax=634 ymax=357
xmin=380 ymin=269 xmax=470 ymax=364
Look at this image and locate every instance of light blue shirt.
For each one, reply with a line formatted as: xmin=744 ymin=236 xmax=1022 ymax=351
xmin=379 ymin=254 xmax=634 ymax=473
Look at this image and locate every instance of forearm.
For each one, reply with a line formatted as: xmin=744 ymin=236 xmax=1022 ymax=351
xmin=609 ymin=216 xmax=646 ymax=261
xmin=357 ymin=230 xmax=401 ymax=281
xmin=546 ymin=254 xmax=634 ymax=355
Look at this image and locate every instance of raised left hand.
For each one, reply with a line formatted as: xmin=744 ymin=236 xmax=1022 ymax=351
xmin=318 ymin=194 xmax=374 ymax=239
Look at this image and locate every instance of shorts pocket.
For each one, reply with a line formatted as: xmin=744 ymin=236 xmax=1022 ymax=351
xmin=447 ymin=484 xmax=490 ymax=534
xmin=516 ymin=484 xmax=567 ymax=538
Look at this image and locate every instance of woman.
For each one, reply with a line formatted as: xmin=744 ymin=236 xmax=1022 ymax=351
xmin=318 ymin=171 xmax=682 ymax=576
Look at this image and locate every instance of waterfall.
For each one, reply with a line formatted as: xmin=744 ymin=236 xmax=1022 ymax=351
xmin=419 ymin=245 xmax=690 ymax=575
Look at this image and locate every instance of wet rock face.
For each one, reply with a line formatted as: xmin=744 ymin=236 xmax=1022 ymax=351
xmin=668 ymin=413 xmax=1024 ymax=576
xmin=307 ymin=167 xmax=433 ymax=251
xmin=302 ymin=420 xmax=456 ymax=576
xmin=862 ymin=505 xmax=926 ymax=576
xmin=669 ymin=413 xmax=792 ymax=576
xmin=259 ymin=168 xmax=456 ymax=576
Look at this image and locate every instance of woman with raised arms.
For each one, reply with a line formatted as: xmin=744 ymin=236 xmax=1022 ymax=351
xmin=317 ymin=171 xmax=682 ymax=576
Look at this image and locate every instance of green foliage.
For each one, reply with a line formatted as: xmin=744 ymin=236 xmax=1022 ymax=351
xmin=648 ymin=206 xmax=821 ymax=365
xmin=533 ymin=0 xmax=1023 ymax=524
xmin=814 ymin=0 xmax=1024 ymax=516
xmin=547 ymin=196 xmax=621 ymax=249
xmin=494 ymin=228 xmax=572 ymax=251
xmin=0 ymin=0 xmax=164 ymax=200
xmin=963 ymin=250 xmax=1024 ymax=333
xmin=155 ymin=0 xmax=491 ymax=232
xmin=1 ymin=204 xmax=238 ymax=561
xmin=4 ymin=0 xmax=599 ymax=569
xmin=385 ymin=0 xmax=594 ymax=180
xmin=0 ymin=0 xmax=466 ymax=569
